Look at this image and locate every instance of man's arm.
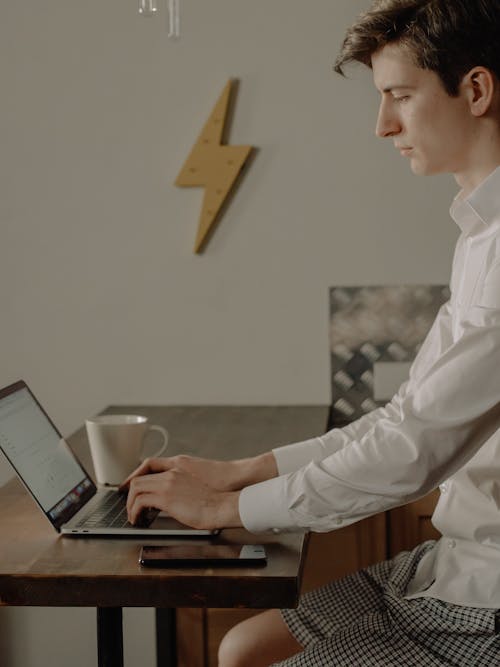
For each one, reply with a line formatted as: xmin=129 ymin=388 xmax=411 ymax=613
xmin=241 ymin=302 xmax=500 ymax=534
xmin=272 ymin=300 xmax=453 ymax=476
xmin=121 ymin=451 xmax=278 ymax=527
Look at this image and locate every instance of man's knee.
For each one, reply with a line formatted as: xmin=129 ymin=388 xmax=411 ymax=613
xmin=217 ymin=609 xmax=302 ymax=667
xmin=218 ymin=622 xmax=253 ymax=667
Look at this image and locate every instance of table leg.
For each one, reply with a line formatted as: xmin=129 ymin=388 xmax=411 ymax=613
xmin=155 ymin=608 xmax=177 ymax=667
xmin=97 ymin=607 xmax=124 ymax=667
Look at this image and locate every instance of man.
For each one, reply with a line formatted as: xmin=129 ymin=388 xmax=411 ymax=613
xmin=121 ymin=1 xmax=500 ymax=664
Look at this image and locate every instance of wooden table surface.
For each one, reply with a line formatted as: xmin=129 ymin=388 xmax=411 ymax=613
xmin=0 ymin=405 xmax=328 ymax=610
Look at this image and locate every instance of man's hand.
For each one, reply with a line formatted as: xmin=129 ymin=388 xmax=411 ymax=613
xmin=118 ymin=452 xmax=278 ymax=528
xmin=119 ymin=452 xmax=278 ymax=495
xmin=119 ymin=455 xmax=243 ymax=494
xmin=123 ymin=466 xmax=242 ymax=529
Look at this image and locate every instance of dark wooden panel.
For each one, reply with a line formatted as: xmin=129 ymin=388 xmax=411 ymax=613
xmin=388 ymin=490 xmax=441 ymax=556
xmin=301 ymin=512 xmax=386 ymax=593
xmin=177 ymin=608 xmax=206 ymax=667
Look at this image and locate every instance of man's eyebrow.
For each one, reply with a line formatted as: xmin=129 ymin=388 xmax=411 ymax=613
xmin=382 ymin=84 xmax=416 ymax=93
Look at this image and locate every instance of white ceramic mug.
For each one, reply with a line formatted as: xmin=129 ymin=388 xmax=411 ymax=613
xmin=85 ymin=414 xmax=169 ymax=486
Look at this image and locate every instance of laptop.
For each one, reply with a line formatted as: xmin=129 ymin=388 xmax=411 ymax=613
xmin=0 ymin=380 xmax=218 ymax=537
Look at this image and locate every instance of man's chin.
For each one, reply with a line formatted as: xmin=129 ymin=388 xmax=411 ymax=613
xmin=409 ymin=158 xmax=433 ymax=176
xmin=409 ymin=156 xmax=447 ymax=177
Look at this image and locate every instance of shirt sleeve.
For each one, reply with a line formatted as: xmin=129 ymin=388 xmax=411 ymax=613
xmin=272 ymin=299 xmax=453 ymax=477
xmin=240 ymin=301 xmax=500 ymax=534
xmin=272 ymin=383 xmax=409 ymax=475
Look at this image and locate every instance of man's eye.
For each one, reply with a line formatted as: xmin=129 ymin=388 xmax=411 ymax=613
xmin=394 ymin=95 xmax=410 ymax=103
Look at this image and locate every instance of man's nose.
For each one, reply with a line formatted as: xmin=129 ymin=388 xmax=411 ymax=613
xmin=375 ymin=100 xmax=401 ymax=138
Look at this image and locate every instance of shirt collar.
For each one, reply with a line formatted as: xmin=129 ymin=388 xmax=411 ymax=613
xmin=450 ymin=165 xmax=500 ymax=234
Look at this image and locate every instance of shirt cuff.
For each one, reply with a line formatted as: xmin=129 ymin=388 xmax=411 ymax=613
xmin=239 ymin=477 xmax=294 ymax=533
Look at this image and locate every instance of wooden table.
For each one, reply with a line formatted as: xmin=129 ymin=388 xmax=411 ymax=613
xmin=0 ymin=405 xmax=328 ymax=667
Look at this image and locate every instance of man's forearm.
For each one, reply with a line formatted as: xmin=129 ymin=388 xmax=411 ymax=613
xmin=213 ymin=491 xmax=243 ymax=528
xmin=229 ymin=451 xmax=278 ymax=490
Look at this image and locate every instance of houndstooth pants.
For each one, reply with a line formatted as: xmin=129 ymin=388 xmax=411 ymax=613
xmin=275 ymin=541 xmax=500 ymax=666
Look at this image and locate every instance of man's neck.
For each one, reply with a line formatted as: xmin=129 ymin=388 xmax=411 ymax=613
xmin=453 ymin=126 xmax=500 ymax=197
xmin=454 ymin=163 xmax=499 ymax=198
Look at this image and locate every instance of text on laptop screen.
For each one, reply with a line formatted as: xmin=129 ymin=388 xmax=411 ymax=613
xmin=0 ymin=387 xmax=86 ymax=511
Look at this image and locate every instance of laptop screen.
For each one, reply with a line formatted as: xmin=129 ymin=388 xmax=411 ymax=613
xmin=0 ymin=381 xmax=95 ymax=529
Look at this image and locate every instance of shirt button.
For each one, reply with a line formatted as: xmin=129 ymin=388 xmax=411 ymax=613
xmin=448 ymin=539 xmax=456 ymax=549
xmin=440 ymin=481 xmax=449 ymax=494
xmin=272 ymin=528 xmax=281 ymax=534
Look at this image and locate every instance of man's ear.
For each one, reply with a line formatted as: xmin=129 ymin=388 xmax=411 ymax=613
xmin=462 ymin=67 xmax=496 ymax=117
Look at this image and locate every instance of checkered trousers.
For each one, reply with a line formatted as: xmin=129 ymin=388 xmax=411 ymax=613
xmin=276 ymin=541 xmax=500 ymax=666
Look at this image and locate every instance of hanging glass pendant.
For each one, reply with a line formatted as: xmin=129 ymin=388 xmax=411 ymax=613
xmin=138 ymin=0 xmax=158 ymax=17
xmin=168 ymin=0 xmax=181 ymax=38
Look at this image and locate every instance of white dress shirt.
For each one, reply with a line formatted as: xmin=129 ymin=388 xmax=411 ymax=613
xmin=239 ymin=165 xmax=500 ymax=609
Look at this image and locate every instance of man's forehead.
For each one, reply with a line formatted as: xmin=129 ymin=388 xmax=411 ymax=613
xmin=371 ymin=43 xmax=424 ymax=92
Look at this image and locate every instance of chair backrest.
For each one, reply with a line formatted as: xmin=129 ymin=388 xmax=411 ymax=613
xmin=328 ymin=285 xmax=449 ymax=430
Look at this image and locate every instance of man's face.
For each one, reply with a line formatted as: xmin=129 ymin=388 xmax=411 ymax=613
xmin=371 ymin=44 xmax=474 ymax=177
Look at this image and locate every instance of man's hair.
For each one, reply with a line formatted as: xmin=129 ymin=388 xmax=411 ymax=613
xmin=334 ymin=0 xmax=500 ymax=96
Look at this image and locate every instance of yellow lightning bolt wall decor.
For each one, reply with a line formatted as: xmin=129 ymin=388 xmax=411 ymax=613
xmin=175 ymin=80 xmax=253 ymax=253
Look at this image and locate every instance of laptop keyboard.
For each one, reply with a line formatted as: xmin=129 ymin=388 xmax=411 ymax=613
xmin=75 ymin=491 xmax=132 ymax=528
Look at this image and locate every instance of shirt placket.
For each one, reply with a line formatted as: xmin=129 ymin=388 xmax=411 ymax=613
xmin=455 ymin=233 xmax=486 ymax=321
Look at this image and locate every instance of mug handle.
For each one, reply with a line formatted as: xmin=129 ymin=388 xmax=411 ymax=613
xmin=141 ymin=425 xmax=169 ymax=459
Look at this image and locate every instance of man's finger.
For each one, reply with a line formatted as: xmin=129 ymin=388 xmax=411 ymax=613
xmin=119 ymin=457 xmax=174 ymax=491
xmin=126 ymin=472 xmax=166 ymax=514
xmin=128 ymin=491 xmax=159 ymax=525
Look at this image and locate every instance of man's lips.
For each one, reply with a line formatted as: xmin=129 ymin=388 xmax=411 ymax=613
xmin=397 ymin=146 xmax=413 ymax=155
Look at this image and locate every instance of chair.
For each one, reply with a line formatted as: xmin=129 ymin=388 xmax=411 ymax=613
xmin=327 ymin=284 xmax=449 ymax=429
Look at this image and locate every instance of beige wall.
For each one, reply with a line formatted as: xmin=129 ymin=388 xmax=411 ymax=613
xmin=0 ymin=1 xmax=458 ymax=664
